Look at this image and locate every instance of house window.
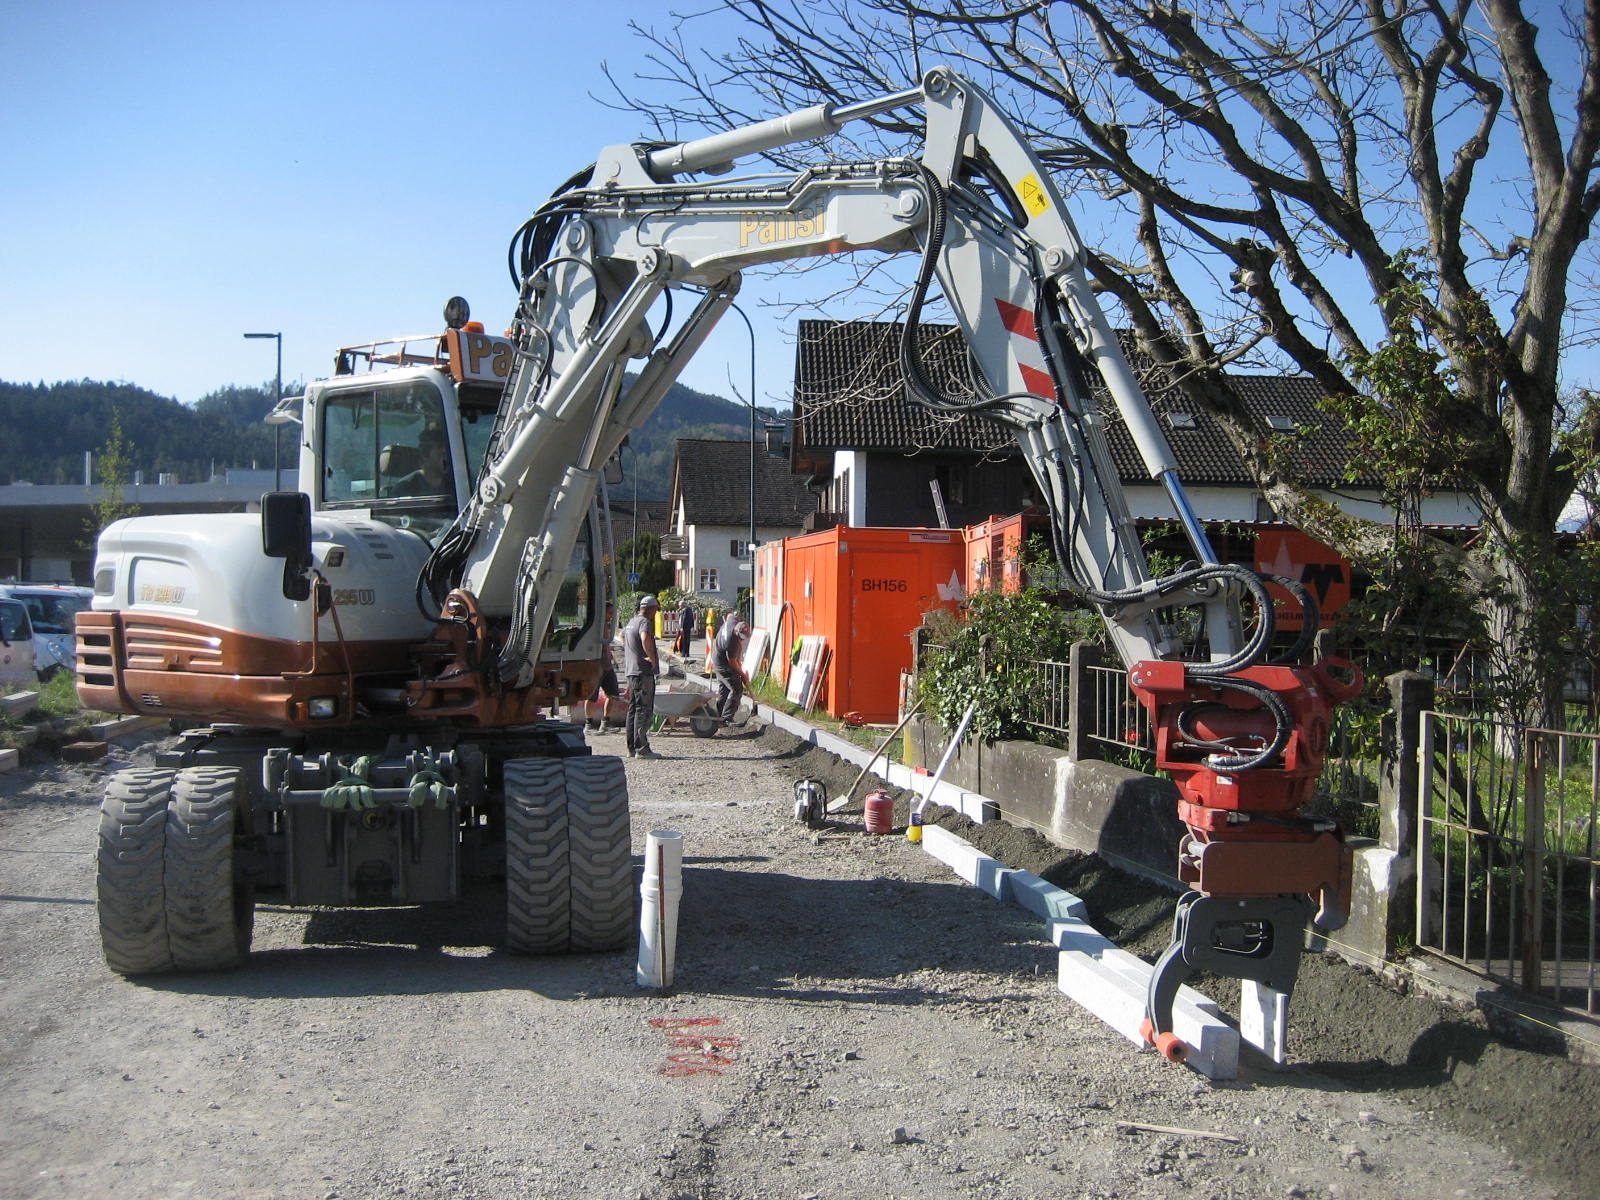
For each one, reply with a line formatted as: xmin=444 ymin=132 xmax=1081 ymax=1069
xmin=729 ymin=539 xmax=753 ymax=560
xmin=698 ymin=567 xmax=721 ymax=592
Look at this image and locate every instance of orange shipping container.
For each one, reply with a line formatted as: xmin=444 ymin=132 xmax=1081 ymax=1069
xmin=781 ymin=525 xmax=966 ymax=723
xmin=962 ymin=508 xmax=1049 ymax=594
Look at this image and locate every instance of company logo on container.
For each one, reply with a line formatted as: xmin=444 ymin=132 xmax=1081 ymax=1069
xmin=994 ymin=298 xmax=1060 ymax=404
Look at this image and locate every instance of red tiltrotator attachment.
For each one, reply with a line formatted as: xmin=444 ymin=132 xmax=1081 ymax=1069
xmin=1126 ymin=657 xmax=1364 ymax=1060
xmin=1129 ymin=656 xmax=1363 ymax=921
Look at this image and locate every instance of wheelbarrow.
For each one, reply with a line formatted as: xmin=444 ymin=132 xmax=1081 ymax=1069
xmin=651 ymin=687 xmax=720 ymax=738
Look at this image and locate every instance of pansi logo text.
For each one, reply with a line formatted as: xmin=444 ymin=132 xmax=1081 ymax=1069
xmin=739 ymin=208 xmax=822 ymax=248
xmin=861 ymin=578 xmax=907 ymax=593
xmin=463 ymin=331 xmax=512 ymax=379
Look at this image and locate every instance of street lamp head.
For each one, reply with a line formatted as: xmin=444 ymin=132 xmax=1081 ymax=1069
xmin=243 ymin=331 xmax=280 ymax=340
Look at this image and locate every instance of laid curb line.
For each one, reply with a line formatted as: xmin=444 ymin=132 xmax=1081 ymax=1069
xmin=919 ymin=824 xmax=1238 ymax=1081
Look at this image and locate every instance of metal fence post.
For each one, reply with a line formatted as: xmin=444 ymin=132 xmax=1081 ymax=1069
xmin=1068 ymin=639 xmax=1102 ymax=764
xmin=1378 ymin=671 xmax=1432 ymax=956
xmin=1416 ymin=713 xmax=1436 ymax=948
xmin=1521 ymin=730 xmax=1547 ymax=993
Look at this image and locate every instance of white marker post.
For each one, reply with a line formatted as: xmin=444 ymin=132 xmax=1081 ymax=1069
xmin=636 ymin=829 xmax=684 ymax=989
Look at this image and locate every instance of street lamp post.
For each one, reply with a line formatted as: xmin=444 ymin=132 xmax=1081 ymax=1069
xmin=244 ymin=332 xmax=283 ymax=489
xmin=728 ymin=303 xmax=757 ymax=619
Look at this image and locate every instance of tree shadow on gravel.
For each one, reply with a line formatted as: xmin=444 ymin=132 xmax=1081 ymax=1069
xmin=148 ymin=863 xmax=1045 ymax=1009
xmin=667 ymin=866 xmax=1043 ymax=1008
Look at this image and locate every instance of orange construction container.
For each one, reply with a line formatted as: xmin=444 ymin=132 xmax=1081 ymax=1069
xmin=781 ymin=525 xmax=965 ymax=723
xmin=963 ymin=508 xmax=1050 ymax=594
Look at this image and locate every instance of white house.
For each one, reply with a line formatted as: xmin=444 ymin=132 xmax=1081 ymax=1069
xmin=664 ymin=438 xmax=818 ymax=606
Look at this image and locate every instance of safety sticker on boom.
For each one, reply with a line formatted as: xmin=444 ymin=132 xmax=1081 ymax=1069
xmin=1015 ymin=173 xmax=1050 ymax=217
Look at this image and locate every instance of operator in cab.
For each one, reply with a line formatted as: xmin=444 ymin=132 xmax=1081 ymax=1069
xmin=394 ymin=428 xmax=453 ymax=498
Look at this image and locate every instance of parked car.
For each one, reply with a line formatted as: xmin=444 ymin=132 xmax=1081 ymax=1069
xmin=0 ymin=598 xmax=37 ymax=688
xmin=0 ymin=584 xmax=92 ymax=680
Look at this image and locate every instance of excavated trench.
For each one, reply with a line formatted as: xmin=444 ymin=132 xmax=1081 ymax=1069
xmin=767 ymin=730 xmax=1600 ymax=1195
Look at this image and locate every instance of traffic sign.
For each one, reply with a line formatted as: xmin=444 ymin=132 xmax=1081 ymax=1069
xmin=627 ymin=571 xmax=641 ymax=587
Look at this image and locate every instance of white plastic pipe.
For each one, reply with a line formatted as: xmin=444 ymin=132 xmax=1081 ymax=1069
xmin=636 ymin=829 xmax=684 ymax=989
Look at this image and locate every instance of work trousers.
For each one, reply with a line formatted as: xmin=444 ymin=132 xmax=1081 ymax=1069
xmin=713 ymin=663 xmax=743 ymax=723
xmin=625 ymin=672 xmax=656 ymax=753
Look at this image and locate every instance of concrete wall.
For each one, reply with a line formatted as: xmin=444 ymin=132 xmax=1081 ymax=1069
xmin=904 ymin=716 xmax=1187 ymax=884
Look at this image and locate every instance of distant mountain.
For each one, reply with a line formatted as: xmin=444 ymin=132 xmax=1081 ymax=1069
xmin=0 ymin=376 xmax=781 ymax=499
xmin=0 ymin=380 xmax=279 ymax=484
xmin=613 ymin=379 xmax=783 ymax=500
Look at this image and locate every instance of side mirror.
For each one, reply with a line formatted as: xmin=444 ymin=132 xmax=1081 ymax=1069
xmin=261 ymin=491 xmax=314 ymax=602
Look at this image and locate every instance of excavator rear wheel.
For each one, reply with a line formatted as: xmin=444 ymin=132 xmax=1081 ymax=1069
xmin=164 ymin=766 xmax=254 ymax=972
xmin=97 ymin=768 xmax=178 ymax=975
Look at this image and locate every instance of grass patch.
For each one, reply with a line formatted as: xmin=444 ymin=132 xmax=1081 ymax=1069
xmin=0 ymin=670 xmax=120 ymax=749
xmin=34 ymin=669 xmax=83 ymax=717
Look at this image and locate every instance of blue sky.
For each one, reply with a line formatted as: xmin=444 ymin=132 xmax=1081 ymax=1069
xmin=0 ymin=1 xmax=802 ymax=410
xmin=3 ymin=0 xmax=1593 ymax=445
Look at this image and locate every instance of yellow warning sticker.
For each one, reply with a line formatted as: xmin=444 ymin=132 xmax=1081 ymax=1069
xmin=1016 ymin=173 xmax=1050 ymax=217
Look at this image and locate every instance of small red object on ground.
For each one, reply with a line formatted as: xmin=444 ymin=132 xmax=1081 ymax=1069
xmin=863 ymin=789 xmax=894 ymax=835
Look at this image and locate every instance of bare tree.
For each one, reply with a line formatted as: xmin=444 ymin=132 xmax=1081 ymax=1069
xmin=607 ymin=0 xmax=1600 ymax=724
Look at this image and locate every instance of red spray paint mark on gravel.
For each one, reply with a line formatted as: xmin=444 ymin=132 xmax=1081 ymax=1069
xmin=649 ymin=1016 xmax=742 ymax=1077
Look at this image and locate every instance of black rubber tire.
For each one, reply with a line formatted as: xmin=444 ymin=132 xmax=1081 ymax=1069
xmin=165 ymin=766 xmax=253 ymax=971
xmin=504 ymin=758 xmax=572 ymax=954
xmin=689 ymin=711 xmax=719 ymax=738
xmin=97 ymin=768 xmax=177 ymax=976
xmin=565 ymin=756 xmax=633 ymax=951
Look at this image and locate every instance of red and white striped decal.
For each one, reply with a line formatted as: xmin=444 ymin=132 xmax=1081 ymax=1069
xmin=994 ymin=298 xmax=1057 ymax=401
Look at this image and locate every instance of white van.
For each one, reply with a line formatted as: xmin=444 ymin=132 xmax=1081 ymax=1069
xmin=0 ymin=585 xmax=93 ymax=679
xmin=0 ymin=598 xmax=37 ymax=688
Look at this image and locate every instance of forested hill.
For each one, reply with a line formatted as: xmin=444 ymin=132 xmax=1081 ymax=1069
xmin=0 ymin=377 xmax=780 ymax=499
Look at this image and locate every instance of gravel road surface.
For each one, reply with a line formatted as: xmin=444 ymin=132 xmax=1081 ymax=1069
xmin=0 ymin=719 xmax=1575 ymax=1199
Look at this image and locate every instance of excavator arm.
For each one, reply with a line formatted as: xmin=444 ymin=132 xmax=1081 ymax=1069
xmin=420 ymin=67 xmax=1360 ymax=1060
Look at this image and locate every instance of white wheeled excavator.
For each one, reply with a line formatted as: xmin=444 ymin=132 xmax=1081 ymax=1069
xmin=83 ymin=68 xmax=1359 ymax=1061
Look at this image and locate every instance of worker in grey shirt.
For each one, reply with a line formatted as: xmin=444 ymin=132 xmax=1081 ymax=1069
xmin=709 ymin=614 xmax=749 ymax=725
xmin=622 ymin=594 xmax=661 ymax=758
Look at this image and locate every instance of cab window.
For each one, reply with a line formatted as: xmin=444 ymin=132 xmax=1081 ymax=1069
xmin=321 ymin=381 xmax=456 ymax=511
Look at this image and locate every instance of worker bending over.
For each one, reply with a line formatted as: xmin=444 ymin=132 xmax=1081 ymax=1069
xmin=708 ymin=614 xmax=749 ymax=727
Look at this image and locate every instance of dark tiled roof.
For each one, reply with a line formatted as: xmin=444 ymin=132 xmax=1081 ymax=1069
xmin=790 ymin=318 xmax=1376 ymax=489
xmin=670 ymin=438 xmax=819 ymax=527
xmin=607 ymin=497 xmax=672 ymax=539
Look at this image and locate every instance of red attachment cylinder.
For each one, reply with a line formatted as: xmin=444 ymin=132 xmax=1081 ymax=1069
xmin=863 ymin=790 xmax=895 ymax=835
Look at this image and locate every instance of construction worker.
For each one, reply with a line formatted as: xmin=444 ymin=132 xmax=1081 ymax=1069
xmin=622 ymin=594 xmax=661 ymax=758
xmin=708 ymin=613 xmax=749 ymax=726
